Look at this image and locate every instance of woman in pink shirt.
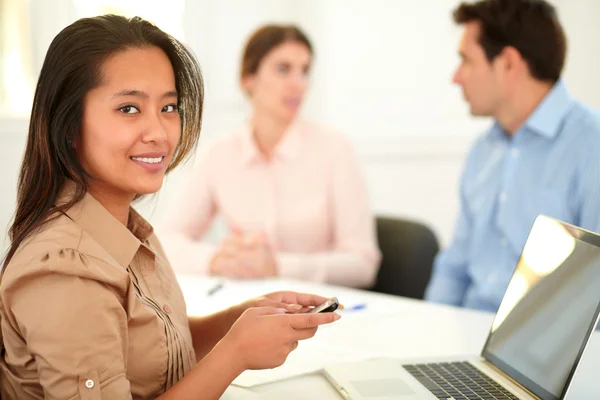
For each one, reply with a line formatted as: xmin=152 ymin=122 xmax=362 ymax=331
xmin=161 ymin=24 xmax=380 ymax=288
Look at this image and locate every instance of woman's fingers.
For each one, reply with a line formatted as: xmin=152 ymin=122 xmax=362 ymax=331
xmin=287 ymin=312 xmax=341 ymax=330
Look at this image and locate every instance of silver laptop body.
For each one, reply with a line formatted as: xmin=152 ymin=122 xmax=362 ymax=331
xmin=324 ymin=215 xmax=600 ymax=400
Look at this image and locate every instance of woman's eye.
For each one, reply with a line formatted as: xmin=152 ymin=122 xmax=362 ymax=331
xmin=119 ymin=105 xmax=140 ymax=114
xmin=277 ymin=64 xmax=290 ymax=74
xmin=162 ymin=104 xmax=179 ymax=113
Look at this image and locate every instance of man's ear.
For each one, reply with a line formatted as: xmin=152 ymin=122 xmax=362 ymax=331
xmin=499 ymin=46 xmax=528 ymax=78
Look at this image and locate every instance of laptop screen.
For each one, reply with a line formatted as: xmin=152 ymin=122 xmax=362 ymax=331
xmin=482 ymin=215 xmax=600 ymax=400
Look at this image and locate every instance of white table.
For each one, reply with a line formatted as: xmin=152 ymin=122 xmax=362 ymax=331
xmin=176 ymin=276 xmax=600 ymax=399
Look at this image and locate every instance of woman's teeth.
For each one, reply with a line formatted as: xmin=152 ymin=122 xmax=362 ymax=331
xmin=131 ymin=156 xmax=163 ymax=164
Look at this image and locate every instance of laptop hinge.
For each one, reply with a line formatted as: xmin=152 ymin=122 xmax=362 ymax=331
xmin=481 ymin=360 xmax=542 ymax=400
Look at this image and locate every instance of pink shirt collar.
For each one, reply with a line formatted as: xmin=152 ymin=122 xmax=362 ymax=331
xmin=240 ymin=119 xmax=303 ymax=165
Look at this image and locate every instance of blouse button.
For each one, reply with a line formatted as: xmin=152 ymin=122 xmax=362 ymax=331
xmin=163 ymin=304 xmax=172 ymax=313
xmin=85 ymin=379 xmax=95 ymax=389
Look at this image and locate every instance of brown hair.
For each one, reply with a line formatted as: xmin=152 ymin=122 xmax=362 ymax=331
xmin=240 ymin=24 xmax=313 ymax=81
xmin=453 ymin=0 xmax=566 ymax=82
xmin=4 ymin=14 xmax=204 ymax=267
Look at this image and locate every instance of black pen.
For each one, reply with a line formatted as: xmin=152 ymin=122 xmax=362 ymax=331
xmin=207 ymin=282 xmax=224 ymax=296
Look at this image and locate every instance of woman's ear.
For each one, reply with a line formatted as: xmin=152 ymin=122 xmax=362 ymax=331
xmin=241 ymin=74 xmax=255 ymax=96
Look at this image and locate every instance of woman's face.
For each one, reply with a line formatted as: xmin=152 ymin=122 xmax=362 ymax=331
xmin=243 ymin=41 xmax=311 ymax=123
xmin=78 ymin=46 xmax=181 ymax=200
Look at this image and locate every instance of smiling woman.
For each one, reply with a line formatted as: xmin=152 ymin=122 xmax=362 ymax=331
xmin=4 ymin=15 xmax=203 ymax=265
xmin=0 ymin=14 xmax=340 ymax=400
xmin=77 ymin=47 xmax=183 ymax=216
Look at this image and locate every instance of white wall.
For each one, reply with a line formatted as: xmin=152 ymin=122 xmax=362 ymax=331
xmin=0 ymin=118 xmax=28 ymax=251
xmin=1 ymin=0 xmax=600 ymax=254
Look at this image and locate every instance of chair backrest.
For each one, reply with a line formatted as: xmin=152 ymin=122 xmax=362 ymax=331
xmin=371 ymin=216 xmax=439 ymax=299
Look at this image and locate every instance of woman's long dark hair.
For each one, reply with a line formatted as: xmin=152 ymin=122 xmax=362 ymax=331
xmin=4 ymin=15 xmax=203 ymax=268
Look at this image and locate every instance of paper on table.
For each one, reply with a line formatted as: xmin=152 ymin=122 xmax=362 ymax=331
xmin=232 ymin=333 xmax=365 ymax=387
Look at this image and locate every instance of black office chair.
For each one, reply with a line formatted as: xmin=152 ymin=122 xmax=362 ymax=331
xmin=370 ymin=216 xmax=440 ymax=299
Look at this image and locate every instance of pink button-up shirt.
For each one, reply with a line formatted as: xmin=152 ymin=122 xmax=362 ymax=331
xmin=159 ymin=120 xmax=380 ymax=288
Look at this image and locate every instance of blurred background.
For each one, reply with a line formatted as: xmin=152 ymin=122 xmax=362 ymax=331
xmin=1 ymin=0 xmax=599 ymax=253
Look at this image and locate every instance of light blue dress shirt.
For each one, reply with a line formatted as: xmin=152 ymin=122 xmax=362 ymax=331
xmin=425 ymin=81 xmax=600 ymax=312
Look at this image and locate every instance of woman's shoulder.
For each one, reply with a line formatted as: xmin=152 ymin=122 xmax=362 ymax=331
xmin=6 ymin=213 xmax=83 ymax=269
xmin=2 ymin=214 xmax=128 ymax=294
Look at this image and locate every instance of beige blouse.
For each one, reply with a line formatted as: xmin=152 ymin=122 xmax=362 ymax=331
xmin=0 ymin=187 xmax=195 ymax=399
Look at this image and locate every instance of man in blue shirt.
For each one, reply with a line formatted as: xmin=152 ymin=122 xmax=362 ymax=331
xmin=425 ymin=0 xmax=600 ymax=312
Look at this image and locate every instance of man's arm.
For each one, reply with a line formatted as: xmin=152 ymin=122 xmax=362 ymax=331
xmin=425 ymin=148 xmax=476 ymax=307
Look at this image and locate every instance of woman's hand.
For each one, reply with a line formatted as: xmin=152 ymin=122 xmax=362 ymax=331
xmin=215 ymin=291 xmax=339 ymax=352
xmin=225 ymin=291 xmax=333 ymax=327
xmin=242 ymin=291 xmax=333 ymax=313
xmin=219 ymin=307 xmax=341 ymax=370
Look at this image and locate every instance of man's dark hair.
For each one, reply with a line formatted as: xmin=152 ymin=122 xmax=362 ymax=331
xmin=454 ymin=0 xmax=566 ymax=82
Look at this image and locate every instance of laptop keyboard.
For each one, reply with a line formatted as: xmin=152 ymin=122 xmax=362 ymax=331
xmin=403 ymin=362 xmax=520 ymax=399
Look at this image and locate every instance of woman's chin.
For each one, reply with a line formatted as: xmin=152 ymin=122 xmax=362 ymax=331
xmin=277 ymin=109 xmax=299 ymax=124
xmin=130 ymin=179 xmax=165 ymax=196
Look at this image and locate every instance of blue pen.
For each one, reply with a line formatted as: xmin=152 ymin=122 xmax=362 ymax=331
xmin=345 ymin=303 xmax=366 ymax=311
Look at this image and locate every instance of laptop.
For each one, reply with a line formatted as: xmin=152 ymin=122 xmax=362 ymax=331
xmin=324 ymin=215 xmax=600 ymax=400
